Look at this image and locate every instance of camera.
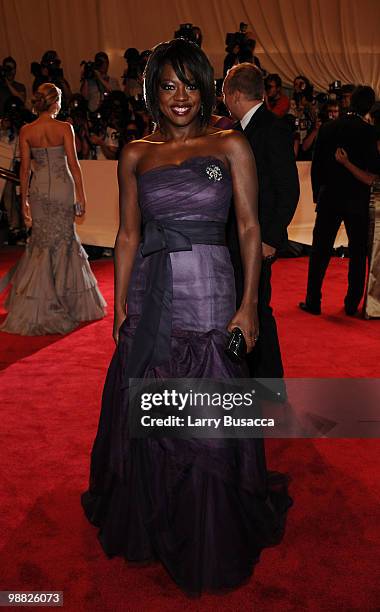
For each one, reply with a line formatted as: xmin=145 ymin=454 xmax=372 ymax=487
xmin=31 ymin=58 xmax=63 ymax=81
xmin=328 ymin=80 xmax=342 ymax=102
xmin=225 ymin=22 xmax=253 ymax=53
xmin=225 ymin=31 xmax=247 ymax=52
xmin=174 ymin=23 xmax=202 ymax=46
xmin=0 ymin=65 xmax=12 ymax=83
xmin=2 ymin=97 xmax=33 ymax=132
xmin=329 ymin=80 xmax=342 ymax=92
xmin=81 ymin=60 xmax=96 ymax=80
xmin=314 ymin=80 xmax=343 ymax=106
xmin=81 ymin=56 xmax=105 ymax=81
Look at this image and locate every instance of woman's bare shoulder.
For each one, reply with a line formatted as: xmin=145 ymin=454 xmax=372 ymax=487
xmin=118 ymin=139 xmax=157 ymax=172
xmin=207 ymin=128 xmax=249 ymax=156
xmin=20 ymin=120 xmax=37 ymax=135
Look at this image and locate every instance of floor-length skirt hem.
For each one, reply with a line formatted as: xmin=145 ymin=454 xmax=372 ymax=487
xmin=0 ymin=239 xmax=107 ymax=335
xmin=81 ymin=466 xmax=293 ymax=597
xmin=82 ymin=315 xmax=293 ymax=597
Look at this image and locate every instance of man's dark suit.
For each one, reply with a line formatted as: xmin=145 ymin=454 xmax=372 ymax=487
xmin=307 ymin=114 xmax=380 ymax=310
xmin=228 ymin=103 xmax=300 ymax=381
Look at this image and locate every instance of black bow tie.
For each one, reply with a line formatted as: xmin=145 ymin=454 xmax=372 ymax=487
xmin=233 ymin=121 xmax=244 ymax=132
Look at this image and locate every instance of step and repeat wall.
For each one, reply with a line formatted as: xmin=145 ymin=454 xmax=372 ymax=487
xmin=75 ymin=161 xmax=348 ymax=248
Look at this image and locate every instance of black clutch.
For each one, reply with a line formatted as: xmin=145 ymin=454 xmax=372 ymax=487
xmin=226 ymin=327 xmax=247 ymax=362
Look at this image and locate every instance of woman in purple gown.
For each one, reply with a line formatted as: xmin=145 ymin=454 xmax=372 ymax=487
xmin=82 ymin=39 xmax=292 ymax=596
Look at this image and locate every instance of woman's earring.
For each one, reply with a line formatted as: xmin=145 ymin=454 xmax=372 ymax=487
xmin=200 ymin=104 xmax=204 ymax=118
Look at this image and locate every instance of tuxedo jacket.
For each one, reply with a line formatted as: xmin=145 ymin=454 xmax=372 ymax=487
xmin=311 ymin=114 xmax=380 ymax=210
xmin=227 ymin=104 xmax=299 ymax=302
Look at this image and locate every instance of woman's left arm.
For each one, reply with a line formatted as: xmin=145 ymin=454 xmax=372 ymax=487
xmin=226 ymin=131 xmax=261 ymax=351
xmin=19 ymin=126 xmax=32 ymax=227
xmin=63 ymin=123 xmax=87 ymax=213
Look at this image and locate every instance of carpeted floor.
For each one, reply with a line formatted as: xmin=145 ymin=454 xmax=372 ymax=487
xmin=0 ymin=248 xmax=379 ymax=611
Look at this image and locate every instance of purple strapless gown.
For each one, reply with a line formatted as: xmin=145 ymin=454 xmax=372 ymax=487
xmin=82 ymin=157 xmax=292 ymax=596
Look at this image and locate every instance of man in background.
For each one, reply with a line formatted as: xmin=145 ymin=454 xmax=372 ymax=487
xmin=300 ymin=86 xmax=380 ymax=316
xmin=265 ymin=73 xmax=290 ymax=118
xmin=223 ymin=64 xmax=299 ymax=390
xmin=81 ymin=52 xmax=120 ymax=113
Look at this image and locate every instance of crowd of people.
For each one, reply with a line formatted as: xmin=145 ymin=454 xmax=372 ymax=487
xmin=1 ymin=38 xmax=379 ymax=295
xmin=1 ymin=43 xmax=379 ymax=165
xmin=0 ymin=30 xmax=380 ymax=597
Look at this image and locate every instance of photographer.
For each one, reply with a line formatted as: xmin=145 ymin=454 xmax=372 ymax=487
xmin=341 ymin=83 xmax=356 ymax=114
xmin=88 ymin=91 xmax=127 ymax=160
xmin=31 ymin=50 xmax=72 ymax=107
xmin=0 ymin=57 xmax=26 ymax=116
xmin=290 ymin=75 xmax=316 ymax=147
xmin=301 ymin=86 xmax=380 ymax=316
xmin=223 ymin=23 xmax=263 ymax=76
xmin=66 ymin=94 xmax=91 ymax=159
xmin=174 ymin=23 xmax=202 ymax=47
xmin=223 ymin=42 xmax=240 ymax=77
xmin=80 ymin=52 xmax=120 ymax=113
xmin=299 ymin=106 xmax=330 ymax=160
xmin=122 ymin=48 xmax=143 ymax=99
xmin=0 ymin=95 xmax=33 ymax=243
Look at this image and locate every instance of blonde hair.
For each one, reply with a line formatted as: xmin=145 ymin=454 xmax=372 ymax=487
xmin=33 ymin=83 xmax=62 ymax=113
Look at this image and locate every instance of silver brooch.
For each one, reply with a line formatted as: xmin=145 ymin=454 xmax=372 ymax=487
xmin=205 ymin=164 xmax=223 ymax=182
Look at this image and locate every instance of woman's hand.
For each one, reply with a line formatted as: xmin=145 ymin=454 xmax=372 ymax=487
xmin=22 ymin=201 xmax=32 ymax=228
xmin=113 ymin=310 xmax=126 ymax=345
xmin=227 ymin=304 xmax=259 ymax=353
xmin=335 ymin=147 xmax=349 ymax=166
xmin=74 ymin=201 xmax=86 ymax=217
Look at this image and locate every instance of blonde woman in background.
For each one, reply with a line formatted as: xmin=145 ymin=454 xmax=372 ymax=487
xmin=0 ymin=83 xmax=106 ymax=335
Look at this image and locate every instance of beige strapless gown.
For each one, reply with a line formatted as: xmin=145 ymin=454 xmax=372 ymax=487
xmin=0 ymin=145 xmax=106 ymax=335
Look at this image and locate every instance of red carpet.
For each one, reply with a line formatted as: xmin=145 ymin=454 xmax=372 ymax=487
xmin=0 ymin=249 xmax=379 ymax=611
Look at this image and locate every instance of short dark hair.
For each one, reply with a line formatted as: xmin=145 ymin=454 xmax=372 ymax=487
xmin=143 ymin=38 xmax=215 ymax=128
xmin=123 ymin=48 xmax=140 ymax=63
xmin=341 ymin=83 xmax=355 ymax=95
xmin=41 ymin=50 xmax=58 ymax=64
xmin=225 ymin=63 xmax=264 ymax=101
xmin=293 ymin=75 xmax=314 ymax=102
xmin=3 ymin=56 xmax=16 ymax=68
xmin=350 ymin=85 xmax=376 ymax=116
xmin=95 ymin=51 xmax=109 ymax=63
xmin=265 ymin=73 xmax=282 ymax=88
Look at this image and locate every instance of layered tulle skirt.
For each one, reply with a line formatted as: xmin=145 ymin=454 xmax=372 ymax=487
xmin=82 ymin=316 xmax=293 ymax=596
xmin=1 ymin=236 xmax=106 ymax=335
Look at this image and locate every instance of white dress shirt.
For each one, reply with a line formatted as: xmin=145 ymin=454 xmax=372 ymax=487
xmin=240 ymin=101 xmax=264 ymax=131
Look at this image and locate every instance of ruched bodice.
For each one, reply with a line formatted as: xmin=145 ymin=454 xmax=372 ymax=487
xmin=128 ymin=157 xmax=236 ymax=334
xmin=137 ymin=156 xmax=232 ymax=222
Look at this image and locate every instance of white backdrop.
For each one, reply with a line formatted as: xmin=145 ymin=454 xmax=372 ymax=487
xmin=76 ymin=161 xmax=348 ymax=248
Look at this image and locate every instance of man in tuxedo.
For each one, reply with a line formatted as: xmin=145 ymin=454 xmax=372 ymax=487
xmin=223 ymin=64 xmax=299 ymax=385
xmin=300 ymin=85 xmax=380 ymax=316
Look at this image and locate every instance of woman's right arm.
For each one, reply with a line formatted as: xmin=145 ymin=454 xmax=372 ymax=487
xmin=113 ymin=144 xmax=141 ymax=344
xmin=335 ymin=147 xmax=376 ymax=186
xmin=19 ymin=126 xmax=32 ymax=227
